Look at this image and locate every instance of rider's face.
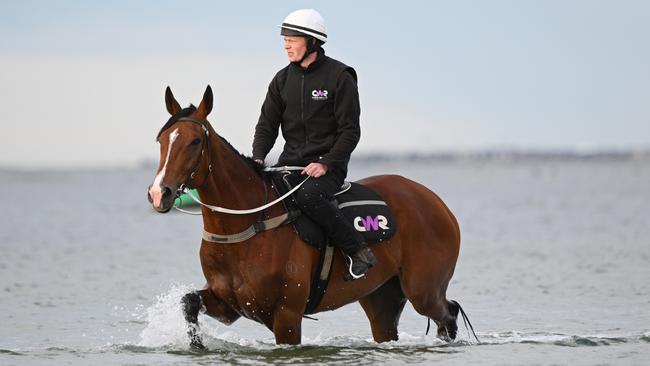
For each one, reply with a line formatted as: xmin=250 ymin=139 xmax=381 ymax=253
xmin=284 ymin=36 xmax=307 ymax=62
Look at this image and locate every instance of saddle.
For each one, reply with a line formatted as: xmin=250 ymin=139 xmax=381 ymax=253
xmin=270 ymin=172 xmax=397 ymax=248
xmin=269 ymin=171 xmax=397 ymax=314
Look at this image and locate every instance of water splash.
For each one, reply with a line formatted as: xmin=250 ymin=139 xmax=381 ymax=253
xmin=138 ymin=284 xmax=197 ymax=348
xmin=136 ymin=284 xmax=270 ymax=350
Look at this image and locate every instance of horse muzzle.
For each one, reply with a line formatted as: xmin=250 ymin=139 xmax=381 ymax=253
xmin=148 ymin=184 xmax=177 ymax=213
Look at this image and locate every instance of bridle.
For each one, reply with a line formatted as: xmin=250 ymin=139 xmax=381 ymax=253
xmin=159 ymin=114 xmax=310 ymax=216
xmin=173 ymin=116 xmax=213 ymax=193
xmin=155 ymin=113 xmax=312 ymax=244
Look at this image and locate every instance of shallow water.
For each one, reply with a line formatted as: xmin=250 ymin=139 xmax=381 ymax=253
xmin=1 ymin=158 xmax=649 ymax=365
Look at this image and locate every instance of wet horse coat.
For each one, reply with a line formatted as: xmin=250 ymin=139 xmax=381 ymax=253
xmin=148 ymin=86 xmax=463 ymax=346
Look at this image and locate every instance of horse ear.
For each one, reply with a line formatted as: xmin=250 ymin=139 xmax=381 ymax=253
xmin=165 ymin=86 xmax=182 ymax=115
xmin=196 ymin=85 xmax=213 ymax=118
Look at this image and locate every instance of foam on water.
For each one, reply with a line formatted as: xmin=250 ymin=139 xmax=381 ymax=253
xmin=3 ymin=282 xmax=648 ymax=366
xmin=135 ymin=285 xmax=646 ymax=355
xmin=136 ymin=285 xmax=457 ymax=351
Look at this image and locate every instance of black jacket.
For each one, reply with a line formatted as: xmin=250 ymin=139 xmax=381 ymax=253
xmin=252 ymin=49 xmax=360 ymax=177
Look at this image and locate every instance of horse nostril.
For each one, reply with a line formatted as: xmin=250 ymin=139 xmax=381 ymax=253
xmin=162 ymin=186 xmax=172 ymax=199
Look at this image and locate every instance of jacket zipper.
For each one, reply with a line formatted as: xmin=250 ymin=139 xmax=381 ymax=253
xmin=300 ymin=73 xmax=306 ymax=158
xmin=300 ymin=73 xmax=305 ymax=122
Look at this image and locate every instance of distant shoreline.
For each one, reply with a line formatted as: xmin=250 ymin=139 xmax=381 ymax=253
xmin=352 ymin=149 xmax=650 ymax=162
xmin=1 ymin=149 xmax=649 ymax=172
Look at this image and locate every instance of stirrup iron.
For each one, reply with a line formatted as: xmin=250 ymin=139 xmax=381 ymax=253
xmin=345 ymin=255 xmax=366 ymax=280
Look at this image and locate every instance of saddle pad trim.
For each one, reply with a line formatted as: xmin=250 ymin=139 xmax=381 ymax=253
xmin=338 ymin=200 xmax=388 ymax=209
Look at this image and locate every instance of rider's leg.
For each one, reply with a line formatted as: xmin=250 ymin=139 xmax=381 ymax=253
xmin=293 ymin=173 xmax=376 ymax=277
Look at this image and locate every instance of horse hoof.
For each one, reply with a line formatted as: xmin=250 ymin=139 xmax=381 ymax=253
xmin=190 ymin=338 xmax=206 ymax=350
xmin=439 ymin=335 xmax=452 ymax=343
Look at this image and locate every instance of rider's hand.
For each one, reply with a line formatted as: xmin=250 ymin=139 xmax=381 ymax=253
xmin=254 ymin=159 xmax=264 ymax=165
xmin=302 ymin=162 xmax=328 ymax=178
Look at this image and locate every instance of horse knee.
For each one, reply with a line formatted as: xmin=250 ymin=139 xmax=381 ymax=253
xmin=181 ymin=291 xmax=203 ymax=323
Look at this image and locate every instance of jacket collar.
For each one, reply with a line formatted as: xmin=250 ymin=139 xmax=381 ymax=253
xmin=290 ymin=47 xmax=326 ymax=73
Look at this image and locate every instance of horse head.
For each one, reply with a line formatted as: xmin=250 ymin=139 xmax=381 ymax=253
xmin=148 ymin=85 xmax=214 ymax=213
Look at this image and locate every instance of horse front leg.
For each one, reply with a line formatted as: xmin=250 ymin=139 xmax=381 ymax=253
xmin=181 ymin=287 xmax=241 ymax=349
xmin=272 ymin=308 xmax=303 ymax=345
xmin=181 ymin=291 xmax=204 ymax=349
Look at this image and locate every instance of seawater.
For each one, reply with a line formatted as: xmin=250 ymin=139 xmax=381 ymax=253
xmin=1 ymin=158 xmax=649 ymax=365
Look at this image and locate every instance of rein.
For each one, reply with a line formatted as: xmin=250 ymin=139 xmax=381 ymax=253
xmin=179 ymin=175 xmax=308 ymax=215
xmin=170 ymin=115 xmax=309 ymax=216
xmin=173 ymin=166 xmax=308 ymax=243
xmin=164 ymin=114 xmax=309 ymax=241
xmin=174 ymin=166 xmax=309 ymax=243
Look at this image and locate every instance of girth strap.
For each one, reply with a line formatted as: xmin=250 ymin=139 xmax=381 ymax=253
xmin=202 ymin=211 xmax=299 ymax=244
xmin=304 ymin=244 xmax=335 ymax=314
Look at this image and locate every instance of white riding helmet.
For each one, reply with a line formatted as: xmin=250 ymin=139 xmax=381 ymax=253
xmin=279 ymin=9 xmax=327 ymax=44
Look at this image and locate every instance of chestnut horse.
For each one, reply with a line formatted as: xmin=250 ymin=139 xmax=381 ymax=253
xmin=148 ymin=86 xmax=467 ymax=347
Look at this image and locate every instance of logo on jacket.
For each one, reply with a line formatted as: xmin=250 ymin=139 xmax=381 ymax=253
xmin=311 ymin=89 xmax=328 ymax=101
xmin=354 ymin=215 xmax=389 ymax=232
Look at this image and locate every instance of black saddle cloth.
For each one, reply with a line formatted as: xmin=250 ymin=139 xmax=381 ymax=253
xmin=270 ymin=172 xmax=397 ymax=248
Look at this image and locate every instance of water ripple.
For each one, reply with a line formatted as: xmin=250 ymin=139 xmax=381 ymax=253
xmin=0 ymin=349 xmax=24 ymax=356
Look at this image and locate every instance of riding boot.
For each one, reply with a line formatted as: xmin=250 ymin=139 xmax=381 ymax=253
xmin=346 ymin=245 xmax=377 ymax=280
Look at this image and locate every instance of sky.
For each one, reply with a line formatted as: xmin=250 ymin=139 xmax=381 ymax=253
xmin=1 ymin=0 xmax=648 ymax=168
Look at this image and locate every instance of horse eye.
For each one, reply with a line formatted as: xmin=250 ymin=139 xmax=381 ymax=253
xmin=190 ymin=138 xmax=201 ymax=146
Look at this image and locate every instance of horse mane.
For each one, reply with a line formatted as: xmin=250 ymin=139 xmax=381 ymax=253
xmin=156 ymin=105 xmax=197 ymax=141
xmin=156 ymin=105 xmax=265 ymax=177
xmin=216 ymin=135 xmax=267 ymax=177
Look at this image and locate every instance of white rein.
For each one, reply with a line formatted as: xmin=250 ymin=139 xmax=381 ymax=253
xmin=174 ymin=166 xmax=308 ymax=215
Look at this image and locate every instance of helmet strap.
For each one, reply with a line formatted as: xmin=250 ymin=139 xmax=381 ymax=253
xmin=299 ymin=36 xmax=318 ymax=64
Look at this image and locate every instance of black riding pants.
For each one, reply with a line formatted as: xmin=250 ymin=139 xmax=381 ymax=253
xmin=293 ymin=171 xmax=365 ymax=255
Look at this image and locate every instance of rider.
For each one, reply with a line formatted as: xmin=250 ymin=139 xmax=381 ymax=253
xmin=252 ymin=9 xmax=377 ymax=278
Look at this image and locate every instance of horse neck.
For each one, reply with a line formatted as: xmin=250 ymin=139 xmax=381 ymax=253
xmin=198 ymin=127 xmax=267 ymax=233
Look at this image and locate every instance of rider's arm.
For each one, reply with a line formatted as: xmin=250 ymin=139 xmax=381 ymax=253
xmin=318 ymin=69 xmax=361 ymax=168
xmin=252 ymin=71 xmax=285 ymax=162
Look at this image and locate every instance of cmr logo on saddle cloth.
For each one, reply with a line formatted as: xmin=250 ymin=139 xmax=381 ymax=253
xmin=311 ymin=89 xmax=328 ymax=101
xmin=354 ymin=215 xmax=389 ymax=232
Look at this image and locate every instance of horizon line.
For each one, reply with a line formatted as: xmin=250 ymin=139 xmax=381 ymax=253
xmin=1 ymin=148 xmax=649 ymax=172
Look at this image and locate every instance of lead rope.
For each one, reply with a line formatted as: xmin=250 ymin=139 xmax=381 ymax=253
xmin=173 ymin=202 xmax=203 ymax=215
xmin=176 ymin=167 xmax=309 ymax=216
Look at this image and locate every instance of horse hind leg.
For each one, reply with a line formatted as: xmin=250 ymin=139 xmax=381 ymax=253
xmin=436 ymin=300 xmax=460 ymax=341
xmin=408 ymin=290 xmax=459 ymax=341
xmin=359 ymin=276 xmax=407 ymax=342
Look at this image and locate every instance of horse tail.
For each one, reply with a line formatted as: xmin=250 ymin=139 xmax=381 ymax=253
xmin=425 ymin=300 xmax=480 ymax=344
xmin=450 ymin=300 xmax=480 ymax=343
